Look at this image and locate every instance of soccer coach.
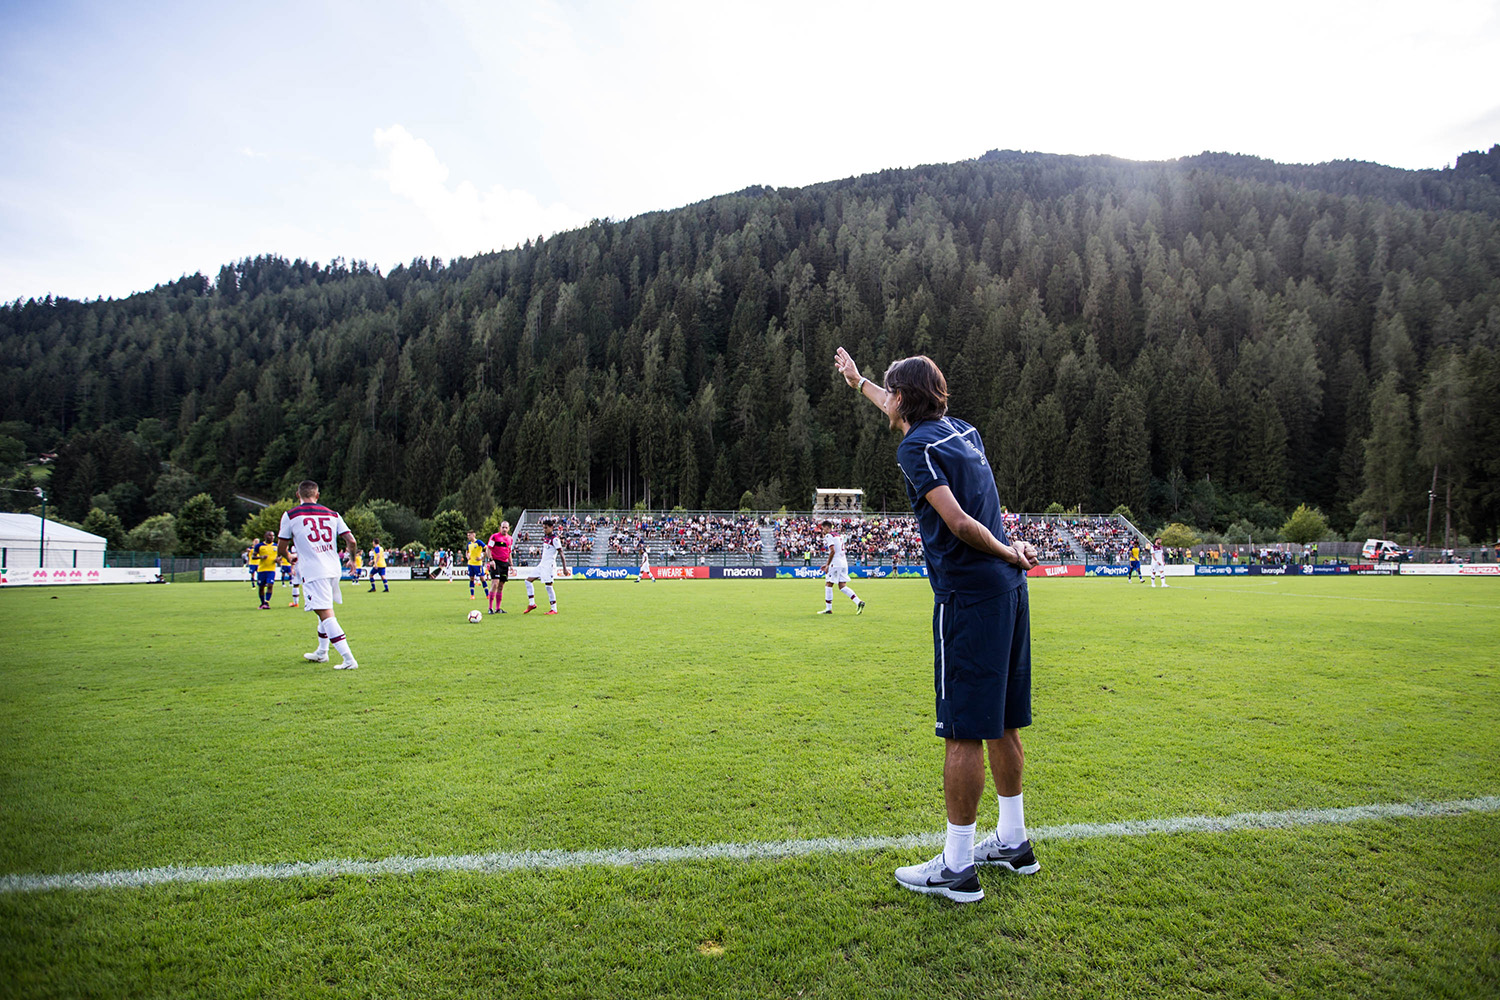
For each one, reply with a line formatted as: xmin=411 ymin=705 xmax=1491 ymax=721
xmin=836 ymin=347 xmax=1042 ymax=904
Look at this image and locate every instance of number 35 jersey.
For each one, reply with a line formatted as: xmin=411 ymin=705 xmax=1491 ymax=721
xmin=278 ymin=503 xmax=351 ymax=581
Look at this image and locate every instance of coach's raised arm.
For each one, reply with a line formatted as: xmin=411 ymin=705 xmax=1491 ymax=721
xmin=833 ymin=345 xmax=1042 ymax=904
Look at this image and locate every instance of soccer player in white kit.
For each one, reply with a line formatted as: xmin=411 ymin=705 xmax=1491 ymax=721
xmin=520 ymin=518 xmax=568 ymax=614
xmin=636 ymin=545 xmax=656 ymax=582
xmin=1150 ymin=537 xmax=1168 ymax=588
xmin=817 ymin=518 xmax=865 ymax=615
xmin=286 ymin=548 xmax=302 ymax=608
xmin=277 ymin=480 xmax=361 ymax=669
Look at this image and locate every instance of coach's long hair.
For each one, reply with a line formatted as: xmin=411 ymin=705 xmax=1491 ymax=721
xmin=882 ymin=356 xmax=949 ymax=425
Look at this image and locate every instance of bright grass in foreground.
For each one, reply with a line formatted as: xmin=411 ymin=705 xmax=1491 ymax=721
xmin=1 ymin=576 xmax=1497 ymax=998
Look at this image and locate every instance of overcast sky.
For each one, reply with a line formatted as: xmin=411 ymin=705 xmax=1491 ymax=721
xmin=2 ymin=0 xmax=1497 ymax=303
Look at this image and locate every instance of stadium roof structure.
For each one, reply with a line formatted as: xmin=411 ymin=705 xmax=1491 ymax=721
xmin=813 ymin=488 xmax=864 ymax=513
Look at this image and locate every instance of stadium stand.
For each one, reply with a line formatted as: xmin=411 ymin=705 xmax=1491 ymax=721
xmin=513 ymin=510 xmax=1149 ymax=567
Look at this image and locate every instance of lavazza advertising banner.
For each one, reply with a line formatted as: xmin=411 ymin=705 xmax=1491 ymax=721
xmin=1246 ymin=564 xmax=1350 ymax=576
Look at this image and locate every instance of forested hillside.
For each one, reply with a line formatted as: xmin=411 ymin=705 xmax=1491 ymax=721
xmin=2 ymin=147 xmax=1498 ymax=548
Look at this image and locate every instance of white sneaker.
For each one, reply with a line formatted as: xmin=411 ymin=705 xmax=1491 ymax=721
xmin=303 ymin=652 xmax=328 ymax=662
xmin=816 ymin=608 xmax=833 ymax=615
xmin=974 ymin=833 xmax=1041 ymax=873
xmin=334 ymin=659 xmax=359 ymax=670
xmin=893 ymin=853 xmax=984 ymax=903
xmin=1163 ymin=582 xmax=1169 ymax=588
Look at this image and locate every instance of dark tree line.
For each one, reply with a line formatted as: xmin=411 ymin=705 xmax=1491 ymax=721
xmin=2 ymin=146 xmax=1498 ymax=544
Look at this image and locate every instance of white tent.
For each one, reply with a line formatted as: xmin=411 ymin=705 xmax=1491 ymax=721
xmin=0 ymin=513 xmax=107 ymax=570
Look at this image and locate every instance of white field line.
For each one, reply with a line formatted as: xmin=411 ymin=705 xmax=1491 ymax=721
xmin=3 ymin=796 xmax=1496 ymax=895
xmin=1169 ymin=583 xmax=1500 ymax=609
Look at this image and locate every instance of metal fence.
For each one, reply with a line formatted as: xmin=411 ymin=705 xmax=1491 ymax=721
xmin=102 ymin=551 xmax=247 ymax=582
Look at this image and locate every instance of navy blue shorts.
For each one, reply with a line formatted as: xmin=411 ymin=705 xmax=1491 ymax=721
xmin=257 ymin=571 xmax=275 ymax=585
xmin=933 ymin=586 xmax=1032 ymax=740
xmin=468 ymin=565 xmax=484 ymax=578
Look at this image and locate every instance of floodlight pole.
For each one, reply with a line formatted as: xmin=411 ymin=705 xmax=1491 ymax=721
xmin=0 ymin=486 xmax=46 ymax=567
xmin=1426 ymin=463 xmax=1438 ymax=548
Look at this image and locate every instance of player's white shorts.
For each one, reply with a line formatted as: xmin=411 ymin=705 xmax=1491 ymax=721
xmin=302 ymin=577 xmax=342 ymax=611
xmin=825 ymin=565 xmax=850 ymax=585
xmin=519 ymin=564 xmax=556 ymax=585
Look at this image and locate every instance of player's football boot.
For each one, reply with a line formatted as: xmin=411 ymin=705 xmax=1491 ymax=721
xmin=973 ymin=834 xmax=1040 ymax=874
xmin=303 ymin=652 xmax=328 ymax=663
xmin=524 ymin=604 xmax=538 ymax=614
xmin=288 ymin=600 xmax=298 ymax=607
xmin=856 ymin=600 xmax=866 ymax=615
xmin=894 ymin=854 xmax=984 ymax=903
xmin=545 ymin=609 xmax=558 ymax=615
xmin=334 ymin=659 xmax=359 ymax=670
xmin=817 ymin=608 xmax=833 ymax=615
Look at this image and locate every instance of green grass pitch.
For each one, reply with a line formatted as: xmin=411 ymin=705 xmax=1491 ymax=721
xmin=1 ymin=575 xmax=1497 ymax=998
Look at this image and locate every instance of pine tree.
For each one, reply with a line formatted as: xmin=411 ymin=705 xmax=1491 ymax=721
xmin=1354 ymin=373 xmax=1414 ymax=536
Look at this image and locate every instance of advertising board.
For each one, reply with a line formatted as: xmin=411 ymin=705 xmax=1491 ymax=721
xmin=1397 ymin=563 xmax=1498 ymax=576
xmin=0 ymin=567 xmax=161 ymax=586
xmin=1027 ymin=564 xmax=1085 ymax=578
xmin=1194 ymin=565 xmax=1250 ymax=576
xmin=647 ymin=566 xmax=710 ymax=579
xmin=580 ymin=567 xmax=635 ymax=580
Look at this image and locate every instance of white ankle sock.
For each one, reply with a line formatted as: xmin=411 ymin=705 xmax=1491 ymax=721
xmin=944 ymin=821 xmax=975 ymax=872
xmin=998 ymin=793 xmax=1027 ymax=846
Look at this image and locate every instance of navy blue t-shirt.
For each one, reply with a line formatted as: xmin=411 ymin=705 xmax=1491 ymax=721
xmin=897 ymin=416 xmax=1026 ymax=601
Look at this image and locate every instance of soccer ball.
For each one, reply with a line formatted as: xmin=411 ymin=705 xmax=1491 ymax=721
xmin=467 ymin=610 xmax=483 ymax=623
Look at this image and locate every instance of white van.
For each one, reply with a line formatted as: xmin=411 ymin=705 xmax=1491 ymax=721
xmin=1361 ymin=538 xmax=1410 ymax=561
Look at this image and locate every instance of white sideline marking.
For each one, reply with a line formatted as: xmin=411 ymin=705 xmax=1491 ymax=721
xmin=3 ymin=796 xmax=1496 ymax=895
xmin=1170 ymin=583 xmax=1500 ymax=609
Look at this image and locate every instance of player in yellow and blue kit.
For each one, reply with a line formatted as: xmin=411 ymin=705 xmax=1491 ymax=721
xmin=254 ymin=531 xmax=279 ymax=609
xmin=465 ymin=531 xmax=487 ymax=600
xmin=367 ymin=540 xmax=389 ymax=592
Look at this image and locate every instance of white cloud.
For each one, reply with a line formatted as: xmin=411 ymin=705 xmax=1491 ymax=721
xmin=372 ymin=124 xmax=588 ymax=255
